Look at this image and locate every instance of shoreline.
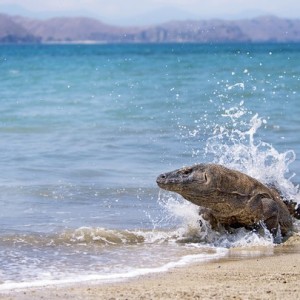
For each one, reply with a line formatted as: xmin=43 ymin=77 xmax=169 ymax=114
xmin=2 ymin=235 xmax=300 ymax=300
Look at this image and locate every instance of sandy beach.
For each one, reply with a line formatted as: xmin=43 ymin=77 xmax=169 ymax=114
xmin=1 ymin=235 xmax=300 ymax=300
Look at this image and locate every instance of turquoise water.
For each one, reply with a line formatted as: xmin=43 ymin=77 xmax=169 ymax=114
xmin=0 ymin=43 xmax=300 ymax=288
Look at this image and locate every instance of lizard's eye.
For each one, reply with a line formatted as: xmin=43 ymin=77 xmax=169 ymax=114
xmin=182 ymin=169 xmax=191 ymax=176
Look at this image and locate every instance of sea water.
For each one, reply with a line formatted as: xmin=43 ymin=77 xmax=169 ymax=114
xmin=0 ymin=43 xmax=299 ymax=290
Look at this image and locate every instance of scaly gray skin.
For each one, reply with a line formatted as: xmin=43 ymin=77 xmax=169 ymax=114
xmin=156 ymin=163 xmax=294 ymax=236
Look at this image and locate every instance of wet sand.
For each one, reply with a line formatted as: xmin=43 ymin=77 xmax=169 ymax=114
xmin=1 ymin=235 xmax=300 ymax=300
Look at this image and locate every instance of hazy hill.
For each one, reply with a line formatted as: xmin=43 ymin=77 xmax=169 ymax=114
xmin=0 ymin=13 xmax=40 ymax=43
xmin=1 ymin=14 xmax=300 ymax=43
xmin=13 ymin=16 xmax=139 ymax=42
xmin=136 ymin=16 xmax=300 ymax=43
xmin=237 ymin=16 xmax=300 ymax=42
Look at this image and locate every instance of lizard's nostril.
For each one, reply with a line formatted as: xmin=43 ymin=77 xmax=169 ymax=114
xmin=156 ymin=174 xmax=167 ymax=184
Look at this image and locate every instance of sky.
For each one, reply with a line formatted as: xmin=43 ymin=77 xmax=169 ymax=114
xmin=1 ymin=0 xmax=300 ymax=26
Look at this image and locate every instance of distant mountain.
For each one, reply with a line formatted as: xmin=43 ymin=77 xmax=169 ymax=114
xmin=12 ymin=16 xmax=138 ymax=42
xmin=1 ymin=14 xmax=300 ymax=43
xmin=0 ymin=14 xmax=40 ymax=43
xmin=149 ymin=16 xmax=300 ymax=43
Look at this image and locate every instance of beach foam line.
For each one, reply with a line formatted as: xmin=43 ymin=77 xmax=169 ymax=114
xmin=0 ymin=248 xmax=228 ymax=292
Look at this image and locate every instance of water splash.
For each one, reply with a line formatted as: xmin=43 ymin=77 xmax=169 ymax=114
xmin=157 ymin=190 xmax=206 ymax=242
xmin=205 ymin=104 xmax=300 ymax=205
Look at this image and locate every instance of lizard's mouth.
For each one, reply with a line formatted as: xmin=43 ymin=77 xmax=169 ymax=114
xmin=156 ymin=173 xmax=172 ymax=187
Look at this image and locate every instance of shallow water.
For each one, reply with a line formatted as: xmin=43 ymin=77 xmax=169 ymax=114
xmin=0 ymin=43 xmax=299 ymax=289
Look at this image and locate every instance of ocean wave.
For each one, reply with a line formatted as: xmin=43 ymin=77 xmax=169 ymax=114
xmin=0 ymin=221 xmax=278 ymax=251
xmin=60 ymin=227 xmax=146 ymax=245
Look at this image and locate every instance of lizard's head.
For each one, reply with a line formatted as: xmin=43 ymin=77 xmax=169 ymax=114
xmin=156 ymin=164 xmax=214 ymax=197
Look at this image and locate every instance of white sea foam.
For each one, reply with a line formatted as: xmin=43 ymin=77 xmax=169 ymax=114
xmin=0 ymin=247 xmax=227 ymax=292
